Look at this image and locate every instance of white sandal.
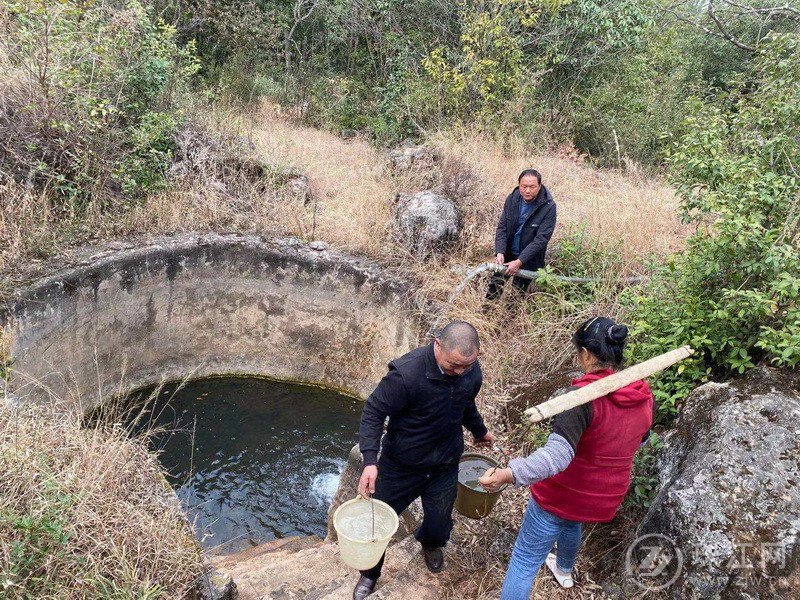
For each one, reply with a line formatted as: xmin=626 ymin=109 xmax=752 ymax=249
xmin=545 ymin=552 xmax=574 ymax=588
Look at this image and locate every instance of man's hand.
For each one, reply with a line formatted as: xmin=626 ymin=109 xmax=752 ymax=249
xmin=495 ymin=253 xmax=505 ymax=265
xmin=358 ymin=465 xmax=378 ymax=497
xmin=479 ymin=467 xmax=514 ymax=492
xmin=504 ymin=259 xmax=523 ymax=276
xmin=473 ymin=432 xmax=495 ymax=447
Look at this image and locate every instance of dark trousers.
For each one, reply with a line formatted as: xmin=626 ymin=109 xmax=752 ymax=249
xmin=485 ymin=253 xmax=533 ymax=300
xmin=360 ymin=455 xmax=458 ymax=580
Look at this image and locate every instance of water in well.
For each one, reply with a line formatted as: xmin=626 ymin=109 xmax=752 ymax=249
xmin=127 ymin=377 xmax=361 ymax=554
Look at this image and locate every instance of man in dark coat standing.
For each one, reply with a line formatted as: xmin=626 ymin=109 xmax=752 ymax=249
xmin=352 ymin=321 xmax=494 ymax=599
xmin=487 ymin=169 xmax=557 ymax=300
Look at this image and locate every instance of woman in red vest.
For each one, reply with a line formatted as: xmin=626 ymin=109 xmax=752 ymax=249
xmin=479 ymin=317 xmax=654 ymax=599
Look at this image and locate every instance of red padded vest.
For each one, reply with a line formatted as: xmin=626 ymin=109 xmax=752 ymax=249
xmin=530 ymin=369 xmax=653 ymax=523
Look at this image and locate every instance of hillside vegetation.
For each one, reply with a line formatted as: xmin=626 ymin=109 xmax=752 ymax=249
xmin=1 ymin=0 xmax=799 ymax=597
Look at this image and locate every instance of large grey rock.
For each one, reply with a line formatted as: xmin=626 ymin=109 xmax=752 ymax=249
xmin=394 ymin=191 xmax=461 ymax=259
xmin=636 ymin=367 xmax=800 ymax=598
xmin=326 ymin=445 xmax=422 ymax=543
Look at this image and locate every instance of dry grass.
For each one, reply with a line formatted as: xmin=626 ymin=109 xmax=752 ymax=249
xmin=1 ymin=100 xmax=685 ymax=279
xmin=246 ymin=102 xmax=397 ymax=255
xmin=0 ymin=401 xmax=204 ymax=599
xmin=0 ymin=111 xmax=287 ymax=277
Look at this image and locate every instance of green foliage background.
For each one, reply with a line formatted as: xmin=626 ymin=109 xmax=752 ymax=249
xmin=2 ymin=0 xmax=198 ymax=210
xmin=149 ymin=0 xmax=798 ymax=165
xmin=628 ymin=33 xmax=800 ymax=421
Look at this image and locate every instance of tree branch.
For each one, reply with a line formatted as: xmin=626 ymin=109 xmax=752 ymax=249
xmin=707 ymin=0 xmax=757 ymax=52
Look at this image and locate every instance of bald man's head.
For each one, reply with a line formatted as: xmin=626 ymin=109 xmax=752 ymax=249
xmin=434 ymin=321 xmax=479 ymax=376
xmin=438 ymin=321 xmax=480 ymax=357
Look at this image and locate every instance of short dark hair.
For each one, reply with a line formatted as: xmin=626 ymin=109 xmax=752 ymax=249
xmin=518 ymin=169 xmax=542 ymax=184
xmin=573 ymin=317 xmax=628 ymax=367
xmin=438 ymin=320 xmax=480 ymax=356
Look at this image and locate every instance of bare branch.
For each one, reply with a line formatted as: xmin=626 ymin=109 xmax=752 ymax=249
xmin=284 ymin=0 xmax=321 ymax=70
xmin=663 ymin=4 xmax=749 ymax=47
xmin=707 ymin=0 xmax=757 ymax=52
xmin=724 ymin=0 xmax=800 ymax=19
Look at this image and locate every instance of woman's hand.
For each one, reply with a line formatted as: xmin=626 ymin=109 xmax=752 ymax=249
xmin=479 ymin=467 xmax=514 ymax=492
xmin=504 ymin=259 xmax=523 ymax=276
xmin=495 ymin=253 xmax=505 ymax=265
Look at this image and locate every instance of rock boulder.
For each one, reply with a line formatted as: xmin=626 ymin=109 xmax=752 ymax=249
xmin=635 ymin=367 xmax=800 ymax=598
xmin=394 ymin=191 xmax=461 ymax=259
xmin=283 ymin=173 xmax=313 ymax=205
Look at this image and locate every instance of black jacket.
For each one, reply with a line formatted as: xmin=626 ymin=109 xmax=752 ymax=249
xmin=494 ymin=185 xmax=557 ymax=270
xmin=359 ymin=344 xmax=488 ymax=468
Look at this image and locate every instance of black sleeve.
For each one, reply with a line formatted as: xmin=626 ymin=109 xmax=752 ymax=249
xmin=518 ymin=203 xmax=557 ymax=266
xmin=494 ymin=194 xmax=512 ymax=254
xmin=358 ymin=367 xmax=410 ymax=466
xmin=462 ymin=371 xmax=488 ymax=439
xmin=552 ymin=403 xmax=592 ymax=452
xmin=641 ymin=398 xmax=658 ymax=444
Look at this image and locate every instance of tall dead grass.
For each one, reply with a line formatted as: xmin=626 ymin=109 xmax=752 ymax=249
xmin=0 ymin=399 xmax=204 ymax=599
xmin=246 ymin=102 xmax=397 ymax=255
xmin=0 ymin=110 xmax=289 ymax=277
xmin=2 ymin=100 xmax=685 ymax=284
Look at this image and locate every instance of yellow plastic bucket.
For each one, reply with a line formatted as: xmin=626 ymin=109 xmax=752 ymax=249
xmin=333 ymin=497 xmax=399 ymax=570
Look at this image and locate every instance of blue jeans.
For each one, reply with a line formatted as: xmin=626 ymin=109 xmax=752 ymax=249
xmin=500 ymin=498 xmax=583 ymax=600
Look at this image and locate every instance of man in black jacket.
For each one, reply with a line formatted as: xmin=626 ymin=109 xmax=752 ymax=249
xmin=352 ymin=321 xmax=494 ymax=599
xmin=486 ymin=169 xmax=557 ymax=300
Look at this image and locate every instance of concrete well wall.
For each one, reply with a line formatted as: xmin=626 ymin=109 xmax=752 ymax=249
xmin=1 ymin=233 xmax=421 ymax=412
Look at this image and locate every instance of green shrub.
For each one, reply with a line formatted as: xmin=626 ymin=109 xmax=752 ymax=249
xmin=547 ymin=223 xmax=629 ymax=280
xmin=1 ymin=473 xmax=75 ymax=597
xmin=624 ymin=432 xmax=662 ymax=511
xmin=567 ymin=25 xmax=703 ymax=166
xmin=1 ymin=0 xmax=198 ymax=210
xmin=627 ymin=33 xmax=800 ymax=421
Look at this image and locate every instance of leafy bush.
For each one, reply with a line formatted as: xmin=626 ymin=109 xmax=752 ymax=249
xmin=628 ymin=33 xmax=800 ymax=421
xmin=1 ymin=0 xmax=198 ymax=210
xmin=624 ymin=432 xmax=663 ymax=511
xmin=567 ymin=25 xmax=702 ymax=166
xmin=1 ymin=472 xmax=76 ymax=597
xmin=546 ymin=223 xmax=631 ymax=281
xmin=421 ymin=1 xmax=525 ymax=120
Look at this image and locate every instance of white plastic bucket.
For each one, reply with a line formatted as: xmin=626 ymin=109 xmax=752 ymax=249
xmin=333 ymin=497 xmax=399 ymax=570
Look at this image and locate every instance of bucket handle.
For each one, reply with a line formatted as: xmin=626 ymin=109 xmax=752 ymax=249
xmin=353 ymin=494 xmax=376 ymax=541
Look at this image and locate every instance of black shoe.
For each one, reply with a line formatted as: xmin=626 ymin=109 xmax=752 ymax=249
xmin=353 ymin=575 xmax=377 ymax=600
xmin=422 ymin=547 xmax=444 ymax=573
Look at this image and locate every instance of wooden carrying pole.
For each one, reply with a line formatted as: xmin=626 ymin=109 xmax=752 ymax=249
xmin=525 ymin=346 xmax=694 ymax=423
